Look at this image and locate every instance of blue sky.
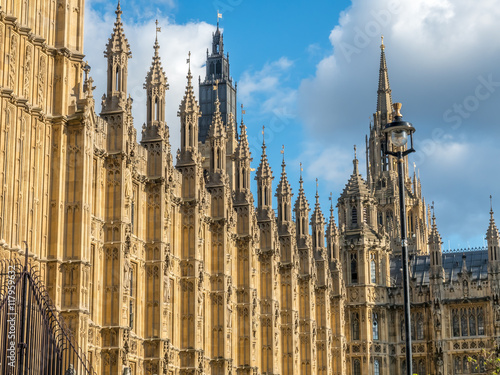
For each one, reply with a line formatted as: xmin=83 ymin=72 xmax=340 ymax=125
xmin=84 ymin=0 xmax=500 ymax=250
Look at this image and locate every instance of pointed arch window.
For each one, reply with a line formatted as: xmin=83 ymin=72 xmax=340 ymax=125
xmin=351 ymin=312 xmax=360 ymax=340
xmin=416 ymin=312 xmax=424 ymax=340
xmin=351 ymin=206 xmax=358 ymax=226
xmin=350 ymin=253 xmax=358 ymax=284
xmin=372 ymin=312 xmax=379 ymax=340
xmin=452 ymin=309 xmax=460 ymax=337
xmin=373 ymin=359 xmax=380 ymax=375
xmin=155 ymin=97 xmax=159 ymax=121
xmin=477 ymin=307 xmax=485 ymax=335
xmin=469 ymin=307 xmax=476 ymax=336
xmin=461 ymin=308 xmax=468 ymax=336
xmin=353 ymin=359 xmax=361 ymax=375
xmin=370 ymin=254 xmax=377 ymax=284
xmin=115 ymin=66 xmax=120 ymax=91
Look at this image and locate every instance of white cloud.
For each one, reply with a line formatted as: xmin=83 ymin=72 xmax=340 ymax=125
xmin=238 ymin=57 xmax=295 ymax=111
xmin=84 ymin=2 xmax=214 ymax=153
xmin=296 ymin=0 xmax=500 ymax=247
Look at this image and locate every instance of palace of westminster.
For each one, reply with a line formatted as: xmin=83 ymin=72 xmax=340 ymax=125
xmin=1 ymin=1 xmax=500 ymax=374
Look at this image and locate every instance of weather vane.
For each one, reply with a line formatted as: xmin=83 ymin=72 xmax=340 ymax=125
xmin=281 ymin=145 xmax=285 ymax=162
xmin=354 ymin=145 xmax=357 ymax=159
xmin=155 ymin=19 xmax=161 ymax=40
xmin=186 ymin=51 xmax=191 ymax=70
xmin=300 ymin=162 xmax=303 ymax=179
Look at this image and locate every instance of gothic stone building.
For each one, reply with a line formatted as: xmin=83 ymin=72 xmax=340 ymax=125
xmin=0 ymin=1 xmax=499 ymax=375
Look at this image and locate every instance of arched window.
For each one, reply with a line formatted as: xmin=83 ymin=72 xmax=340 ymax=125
xmin=351 ymin=206 xmax=358 ymax=226
xmin=374 ymin=359 xmax=380 ymax=375
xmin=353 ymin=359 xmax=361 ymax=375
xmin=350 ymin=253 xmax=358 ymax=284
xmin=418 ymin=359 xmax=426 ymax=375
xmin=216 ymin=60 xmax=222 ymax=75
xmin=416 ymin=313 xmax=424 ymax=340
xmin=372 ymin=313 xmax=379 ymax=340
xmin=370 ymin=257 xmax=376 ymax=284
xmin=469 ymin=307 xmax=476 ymax=336
xmin=351 ymin=312 xmax=359 ymax=340
xmin=477 ymin=307 xmax=485 ymax=335
xmin=461 ymin=308 xmax=468 ymax=336
xmin=115 ymin=66 xmax=120 ymax=91
xmin=452 ymin=309 xmax=460 ymax=337
xmin=155 ymin=97 xmax=159 ymax=121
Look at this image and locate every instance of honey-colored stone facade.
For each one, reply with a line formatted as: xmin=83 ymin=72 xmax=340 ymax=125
xmin=1 ymin=2 xmax=499 ymax=375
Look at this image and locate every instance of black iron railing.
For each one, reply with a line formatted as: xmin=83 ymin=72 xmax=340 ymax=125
xmin=0 ymin=245 xmax=96 ymax=374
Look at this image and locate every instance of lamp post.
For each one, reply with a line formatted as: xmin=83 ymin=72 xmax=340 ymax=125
xmin=383 ymin=102 xmax=415 ymax=375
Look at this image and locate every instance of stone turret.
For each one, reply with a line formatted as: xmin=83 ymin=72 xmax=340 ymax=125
xmin=102 ymin=1 xmax=132 ymax=112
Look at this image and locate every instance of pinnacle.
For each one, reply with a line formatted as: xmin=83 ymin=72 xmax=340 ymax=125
xmin=486 ymin=205 xmax=500 ymax=240
xmin=235 ymin=119 xmax=251 ymax=160
xmin=311 ymin=180 xmax=324 ymax=225
xmin=340 ymin=155 xmax=370 ymax=200
xmin=429 ymin=213 xmax=442 ymax=244
xmin=294 ymin=165 xmax=310 ymax=214
xmin=104 ymin=0 xmax=131 ymax=57
xmin=376 ymin=37 xmax=392 ymax=115
xmin=178 ymin=66 xmax=199 ymax=116
xmin=208 ymin=95 xmax=225 ymax=139
xmin=276 ymin=152 xmax=292 ymax=198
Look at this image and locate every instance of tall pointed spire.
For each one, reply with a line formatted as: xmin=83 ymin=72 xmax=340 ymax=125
xmin=178 ymin=55 xmax=201 ymax=159
xmin=294 ymin=162 xmax=310 ymax=238
xmin=311 ymin=178 xmax=326 ymax=250
xmin=104 ymin=1 xmax=131 ymax=59
xmin=102 ymin=1 xmax=132 ymax=112
xmin=234 ymin=112 xmax=252 ymax=196
xmin=487 ymin=196 xmax=500 ymax=240
xmin=208 ymin=80 xmax=226 ymax=140
xmin=255 ymin=126 xmax=274 ymax=214
xmin=142 ymin=20 xmax=169 ymax=142
xmin=276 ymin=145 xmax=293 ymax=227
xmin=429 ymin=212 xmax=442 ymax=245
xmin=377 ymin=35 xmax=393 ymax=115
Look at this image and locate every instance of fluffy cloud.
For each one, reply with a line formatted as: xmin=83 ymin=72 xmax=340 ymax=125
xmin=84 ymin=1 xmax=214 ymax=153
xmin=297 ymin=0 xmax=500 ymax=247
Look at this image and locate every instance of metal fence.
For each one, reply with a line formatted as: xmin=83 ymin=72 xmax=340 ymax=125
xmin=0 ymin=247 xmax=96 ymax=374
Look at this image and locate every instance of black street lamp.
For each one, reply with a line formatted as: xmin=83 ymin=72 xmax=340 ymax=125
xmin=383 ymin=102 xmax=415 ymax=375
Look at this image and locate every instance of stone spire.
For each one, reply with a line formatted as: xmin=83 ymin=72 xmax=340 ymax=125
xmin=340 ymin=149 xmax=371 ymax=200
xmin=487 ymin=197 xmax=500 ymax=266
xmin=178 ymin=57 xmax=201 ymax=161
xmin=376 ymin=36 xmax=392 ymax=116
xmin=276 ymin=146 xmax=293 ymax=232
xmin=294 ymin=163 xmax=310 ymax=239
xmin=234 ymin=116 xmax=252 ymax=194
xmin=103 ymin=1 xmax=131 ymax=110
xmin=486 ymin=199 xmax=500 ymax=240
xmin=208 ymin=84 xmax=227 ymax=174
xmin=429 ymin=212 xmax=442 ymax=246
xmin=255 ymin=127 xmax=274 ymax=214
xmin=326 ymin=193 xmax=339 ymax=262
xmin=142 ymin=20 xmax=169 ymax=142
xmin=310 ymin=179 xmax=326 ymax=252
xmin=208 ymin=89 xmax=226 ymax=140
xmin=104 ymin=2 xmax=131 ymax=57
